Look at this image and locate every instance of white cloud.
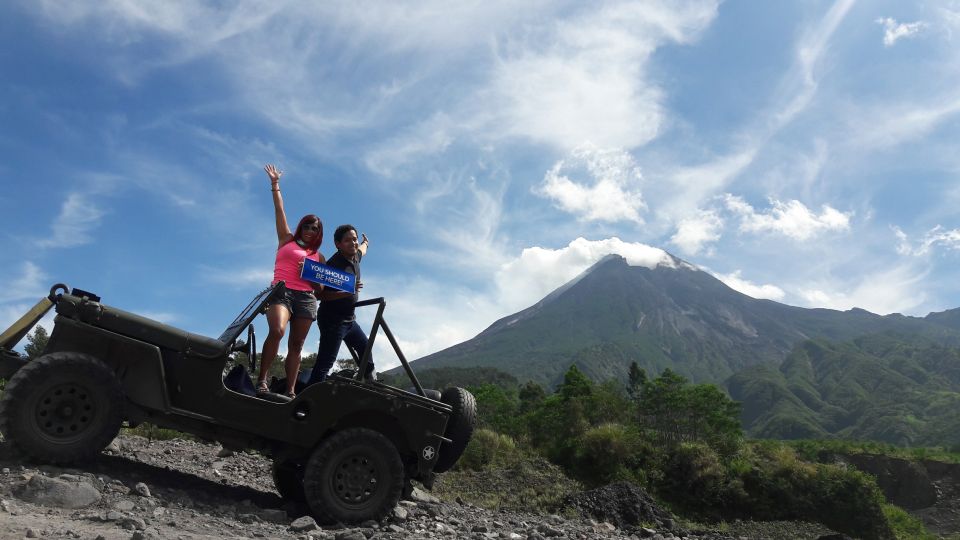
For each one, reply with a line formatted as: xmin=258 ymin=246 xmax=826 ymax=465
xmin=876 ymin=17 xmax=926 ymax=47
xmin=38 ymin=193 xmax=105 ymax=248
xmin=724 ymin=195 xmax=851 ymax=241
xmin=894 ymin=225 xmax=960 ymax=256
xmin=537 ymin=145 xmax=646 ymax=223
xmin=797 ymin=264 xmax=929 ymax=315
xmin=670 ymin=209 xmax=724 ymax=256
xmin=494 ymin=237 xmax=675 ymax=313
xmin=712 ymin=270 xmax=785 ymax=301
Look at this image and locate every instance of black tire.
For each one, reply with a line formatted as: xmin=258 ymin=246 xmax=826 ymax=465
xmin=432 ymin=386 xmax=477 ymax=473
xmin=272 ymin=460 xmax=306 ymax=503
xmin=302 ymin=428 xmax=403 ymax=524
xmin=0 ymin=352 xmax=123 ymax=464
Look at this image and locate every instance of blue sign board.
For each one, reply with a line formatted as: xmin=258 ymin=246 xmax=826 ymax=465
xmin=300 ymin=259 xmax=356 ymax=293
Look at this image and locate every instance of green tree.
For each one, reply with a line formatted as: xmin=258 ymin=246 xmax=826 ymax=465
xmin=559 ymin=364 xmax=592 ymax=401
xmin=639 ymin=369 xmax=743 ymax=455
xmin=627 ymin=361 xmax=647 ymax=400
xmin=24 ymin=325 xmax=49 ymax=359
xmin=471 ymin=384 xmax=520 ymax=435
xmin=518 ymin=381 xmax=545 ymax=413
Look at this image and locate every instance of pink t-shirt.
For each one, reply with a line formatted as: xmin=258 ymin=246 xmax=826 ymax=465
xmin=272 ymin=240 xmax=320 ymax=292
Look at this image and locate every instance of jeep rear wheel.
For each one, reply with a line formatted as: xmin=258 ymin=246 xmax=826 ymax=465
xmin=433 ymin=386 xmax=477 ymax=473
xmin=302 ymin=428 xmax=403 ymax=524
xmin=0 ymin=352 xmax=123 ymax=463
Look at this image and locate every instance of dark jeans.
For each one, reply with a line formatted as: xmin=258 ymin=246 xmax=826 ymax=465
xmin=307 ymin=319 xmax=373 ymax=385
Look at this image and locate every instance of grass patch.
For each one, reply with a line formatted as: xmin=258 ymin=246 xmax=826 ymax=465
xmin=123 ymin=423 xmax=191 ymax=441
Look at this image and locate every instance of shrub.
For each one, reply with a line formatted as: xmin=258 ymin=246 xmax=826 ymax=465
xmin=574 ymin=423 xmax=644 ymax=486
xmin=658 ymin=442 xmax=740 ymax=517
xmin=457 ymin=428 xmax=519 ymax=471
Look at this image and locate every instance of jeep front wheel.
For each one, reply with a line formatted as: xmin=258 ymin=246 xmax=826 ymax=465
xmin=302 ymin=428 xmax=403 ymax=524
xmin=272 ymin=459 xmax=306 ymax=503
xmin=0 ymin=352 xmax=123 ymax=463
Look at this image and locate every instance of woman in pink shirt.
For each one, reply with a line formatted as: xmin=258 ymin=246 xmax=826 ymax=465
xmin=259 ymin=164 xmax=324 ymax=397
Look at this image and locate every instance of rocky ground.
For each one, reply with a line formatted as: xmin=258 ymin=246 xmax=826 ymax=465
xmin=0 ymin=434 xmax=844 ymax=540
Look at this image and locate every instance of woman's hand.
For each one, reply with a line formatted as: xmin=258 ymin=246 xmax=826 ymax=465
xmin=264 ymin=164 xmax=283 ymax=184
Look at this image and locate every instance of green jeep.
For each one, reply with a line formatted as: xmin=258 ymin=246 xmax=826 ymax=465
xmin=0 ymin=283 xmax=475 ymax=524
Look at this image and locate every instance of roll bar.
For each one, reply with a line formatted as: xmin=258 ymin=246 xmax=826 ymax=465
xmin=350 ymin=297 xmax=426 ymax=397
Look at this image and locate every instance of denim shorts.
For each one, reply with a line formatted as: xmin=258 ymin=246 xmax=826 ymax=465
xmin=269 ymin=289 xmax=318 ymax=320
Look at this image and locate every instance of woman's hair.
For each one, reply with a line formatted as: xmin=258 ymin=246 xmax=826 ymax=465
xmin=292 ymin=214 xmax=323 ymax=252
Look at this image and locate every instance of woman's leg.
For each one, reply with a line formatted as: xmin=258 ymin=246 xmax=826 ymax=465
xmin=259 ymin=303 xmax=291 ymax=390
xmin=284 ymin=317 xmax=313 ymax=395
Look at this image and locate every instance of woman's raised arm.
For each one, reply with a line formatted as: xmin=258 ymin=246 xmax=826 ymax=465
xmin=265 ymin=164 xmax=294 ymax=246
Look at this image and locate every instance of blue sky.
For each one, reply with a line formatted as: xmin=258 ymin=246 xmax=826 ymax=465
xmin=3 ymin=1 xmax=960 ymax=370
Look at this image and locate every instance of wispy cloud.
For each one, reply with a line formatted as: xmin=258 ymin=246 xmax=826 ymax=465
xmin=200 ymin=265 xmax=274 ymax=288
xmin=537 ymin=145 xmax=646 ymax=224
xmin=712 ymin=270 xmax=785 ymax=301
xmin=0 ymin=262 xmax=48 ymax=303
xmin=38 ymin=193 xmax=105 ymax=248
xmin=724 ymin=195 xmax=851 ymax=241
xmin=893 ymin=225 xmax=960 ymax=256
xmin=876 ymin=17 xmax=926 ymax=47
xmin=483 ymin=1 xmax=718 ymax=151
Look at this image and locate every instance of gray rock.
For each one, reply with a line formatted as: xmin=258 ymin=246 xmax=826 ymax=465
xmin=134 ymin=482 xmax=152 ymax=497
xmin=409 ymin=487 xmax=440 ymax=503
xmin=290 ymin=516 xmax=319 ymax=532
xmin=536 ymin=524 xmax=563 ymax=537
xmin=106 ymin=438 xmax=122 ymax=453
xmin=238 ymin=513 xmax=261 ymax=524
xmin=26 ymin=528 xmax=40 ymax=538
xmin=106 ymin=511 xmax=126 ymax=521
xmin=114 ymin=500 xmax=136 ymax=511
xmin=392 ymin=506 xmax=409 ymax=521
xmin=472 ymin=525 xmax=490 ymax=533
xmin=120 ymin=517 xmax=147 ymax=530
xmin=217 ymin=447 xmax=235 ymax=458
xmin=14 ymin=475 xmax=101 ymax=509
xmin=386 ymin=524 xmax=405 ymax=533
xmin=334 ymin=531 xmax=366 ymax=540
xmin=639 ymin=528 xmax=657 ymax=538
